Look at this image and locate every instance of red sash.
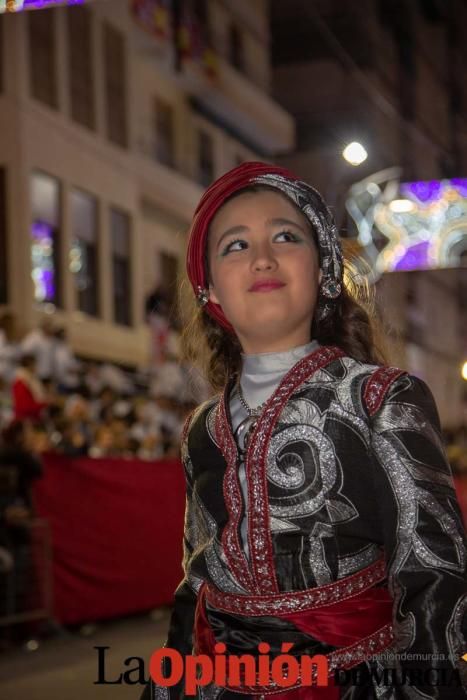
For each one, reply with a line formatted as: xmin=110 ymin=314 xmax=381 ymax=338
xmin=194 ymin=559 xmax=394 ymax=698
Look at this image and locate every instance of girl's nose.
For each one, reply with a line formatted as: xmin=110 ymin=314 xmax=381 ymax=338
xmin=250 ymin=242 xmax=278 ymax=272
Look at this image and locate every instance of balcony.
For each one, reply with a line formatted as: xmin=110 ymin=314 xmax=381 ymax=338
xmin=178 ymin=56 xmax=295 ymax=156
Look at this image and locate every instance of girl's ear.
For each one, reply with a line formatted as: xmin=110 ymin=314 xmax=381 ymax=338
xmin=208 ymin=283 xmax=220 ymax=306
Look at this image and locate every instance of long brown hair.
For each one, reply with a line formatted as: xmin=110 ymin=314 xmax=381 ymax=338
xmin=180 ymin=186 xmax=388 ymax=393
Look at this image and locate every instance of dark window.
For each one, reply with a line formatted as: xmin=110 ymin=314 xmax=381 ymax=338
xmin=228 ymin=24 xmax=244 ymax=72
xmin=0 ymin=169 xmax=7 ymax=304
xmin=67 ymin=6 xmax=95 ymax=130
xmin=28 ymin=9 xmax=58 ymax=109
xmin=103 ymin=23 xmax=128 ymax=148
xmin=194 ymin=0 xmax=208 ymax=25
xmin=110 ymin=208 xmax=132 ymax=326
xmin=197 ymin=130 xmax=214 ymax=186
xmin=193 ymin=0 xmax=211 ymax=42
xmin=30 ymin=172 xmax=62 ymax=307
xmin=154 ymin=98 xmax=175 ymax=167
xmin=70 ymin=189 xmax=99 ymax=317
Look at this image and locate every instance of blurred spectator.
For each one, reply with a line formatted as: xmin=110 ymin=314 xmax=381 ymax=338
xmin=0 ymin=378 xmax=13 ymax=427
xmin=12 ymin=356 xmax=47 ymax=422
xmin=89 ymin=426 xmax=115 ymax=458
xmin=92 ymin=387 xmax=117 ymax=423
xmin=137 ymin=433 xmax=162 ymax=461
xmin=52 ymin=328 xmax=81 ymax=392
xmin=0 ymin=421 xmax=43 ymax=640
xmin=150 ymin=359 xmax=185 ymax=401
xmin=84 ymin=362 xmax=105 ymax=396
xmin=98 ymin=363 xmax=134 ymax=395
xmin=20 ymin=319 xmax=56 ymax=381
xmin=0 ymin=421 xmax=43 ymax=511
xmin=0 ymin=313 xmax=20 ymax=384
xmin=52 ymin=418 xmax=88 ymax=457
xmin=145 ymin=285 xmax=170 ymax=366
xmin=27 ymin=423 xmax=51 ymax=455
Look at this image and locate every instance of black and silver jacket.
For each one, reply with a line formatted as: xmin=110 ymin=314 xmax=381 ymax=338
xmin=143 ymin=346 xmax=467 ymax=699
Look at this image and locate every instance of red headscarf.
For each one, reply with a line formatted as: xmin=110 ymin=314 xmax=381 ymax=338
xmin=186 ymin=161 xmax=343 ymax=333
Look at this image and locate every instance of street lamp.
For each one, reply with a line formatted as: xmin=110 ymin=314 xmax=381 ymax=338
xmin=342 ymin=142 xmax=368 ymax=166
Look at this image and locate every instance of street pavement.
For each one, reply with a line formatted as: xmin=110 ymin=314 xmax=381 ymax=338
xmin=0 ymin=608 xmax=170 ymax=700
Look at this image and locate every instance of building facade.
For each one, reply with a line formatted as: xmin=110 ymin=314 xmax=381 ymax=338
xmin=271 ymin=0 xmax=467 ymax=427
xmin=0 ymin=0 xmax=294 ymax=366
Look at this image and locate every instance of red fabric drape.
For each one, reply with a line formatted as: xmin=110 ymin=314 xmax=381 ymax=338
xmin=33 ymin=453 xmax=186 ymax=624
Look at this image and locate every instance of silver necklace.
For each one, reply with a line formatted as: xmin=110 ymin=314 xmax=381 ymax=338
xmin=234 ymin=384 xmax=267 ymax=455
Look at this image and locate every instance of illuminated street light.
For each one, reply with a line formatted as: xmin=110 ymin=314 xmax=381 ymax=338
xmin=342 ymin=142 xmax=368 ymax=166
xmin=462 ymin=361 xmax=467 ymax=381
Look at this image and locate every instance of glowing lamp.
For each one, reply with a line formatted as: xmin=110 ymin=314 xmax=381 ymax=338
xmin=342 ymin=142 xmax=368 ymax=166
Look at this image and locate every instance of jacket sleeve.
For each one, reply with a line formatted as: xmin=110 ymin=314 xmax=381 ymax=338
xmin=368 ymin=373 xmax=467 ymax=697
xmin=141 ymin=413 xmax=200 ymax=700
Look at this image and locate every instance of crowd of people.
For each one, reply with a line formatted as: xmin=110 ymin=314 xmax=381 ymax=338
xmin=0 ymin=312 xmax=208 ymax=646
xmin=0 ymin=316 xmax=207 ymax=462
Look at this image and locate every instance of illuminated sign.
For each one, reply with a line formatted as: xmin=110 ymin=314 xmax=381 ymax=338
xmin=346 ymin=172 xmax=467 ymax=279
xmin=0 ymin=0 xmax=86 ymax=11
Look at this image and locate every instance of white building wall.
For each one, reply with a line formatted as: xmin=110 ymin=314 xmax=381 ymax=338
xmin=0 ymin=0 xmax=294 ymax=367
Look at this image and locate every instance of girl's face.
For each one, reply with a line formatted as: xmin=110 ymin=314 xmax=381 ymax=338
xmin=207 ymin=190 xmax=322 ymax=354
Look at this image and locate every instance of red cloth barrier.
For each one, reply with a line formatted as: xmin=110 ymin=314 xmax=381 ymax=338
xmin=33 ymin=453 xmax=186 ymax=624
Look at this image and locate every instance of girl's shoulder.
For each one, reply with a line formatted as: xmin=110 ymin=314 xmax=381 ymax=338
xmin=313 ymin=352 xmax=437 ymax=423
xmin=181 ymin=395 xmax=220 ymax=444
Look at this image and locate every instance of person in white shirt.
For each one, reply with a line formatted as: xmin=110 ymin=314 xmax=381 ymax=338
xmin=20 ymin=319 xmax=56 ymax=381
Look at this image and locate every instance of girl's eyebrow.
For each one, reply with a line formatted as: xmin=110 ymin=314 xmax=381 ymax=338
xmin=216 ymin=225 xmax=250 ymax=250
xmin=215 ymin=218 xmax=306 ymax=250
xmin=266 ymin=217 xmax=307 ymax=233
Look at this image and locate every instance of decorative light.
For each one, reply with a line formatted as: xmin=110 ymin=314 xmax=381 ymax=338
xmin=342 ymin=142 xmax=368 ymax=166
xmin=389 ymin=199 xmax=415 ymax=213
xmin=1 ymin=0 xmax=86 ymax=12
xmin=346 ymin=176 xmax=467 ymax=278
xmin=462 ymin=361 xmax=467 ymax=381
xmin=31 ymin=221 xmax=56 ymax=303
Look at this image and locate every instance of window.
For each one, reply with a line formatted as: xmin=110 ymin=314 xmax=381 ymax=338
xmin=0 ymin=169 xmax=7 ymax=304
xmin=154 ymin=98 xmax=175 ymax=167
xmin=197 ymin=130 xmax=214 ymax=186
xmin=193 ymin=0 xmax=208 ymax=25
xmin=30 ymin=172 xmax=61 ymax=306
xmin=70 ymin=189 xmax=99 ymax=317
xmin=28 ymin=9 xmax=58 ymax=109
xmin=103 ymin=23 xmax=128 ymax=148
xmin=67 ymin=6 xmax=95 ymax=130
xmin=228 ymin=24 xmax=244 ymax=72
xmin=110 ymin=208 xmax=132 ymax=326
xmin=193 ymin=0 xmax=211 ymax=43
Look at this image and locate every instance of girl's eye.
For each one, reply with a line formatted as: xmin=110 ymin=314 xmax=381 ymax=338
xmin=220 ymin=231 xmax=301 ymax=256
xmin=221 ymin=239 xmax=248 ymax=256
xmin=275 ymin=230 xmax=301 ymax=243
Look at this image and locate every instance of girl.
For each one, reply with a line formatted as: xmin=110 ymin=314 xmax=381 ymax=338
xmin=142 ymin=162 xmax=466 ymax=699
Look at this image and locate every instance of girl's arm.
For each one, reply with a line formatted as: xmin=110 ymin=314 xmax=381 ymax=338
xmin=369 ymin=373 xmax=467 ymax=697
xmin=140 ymin=414 xmax=200 ymax=700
